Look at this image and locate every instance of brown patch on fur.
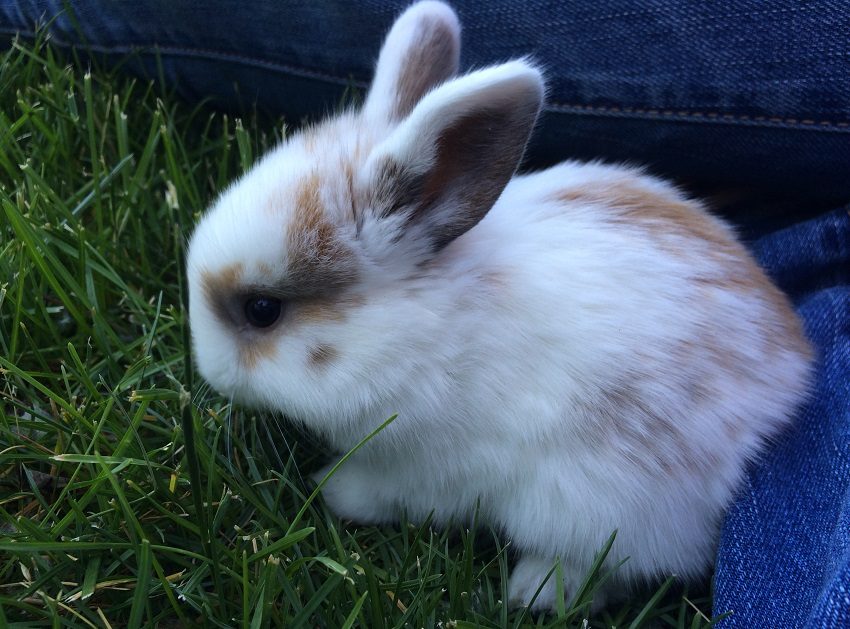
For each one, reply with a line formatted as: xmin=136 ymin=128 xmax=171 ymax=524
xmin=579 ymin=380 xmax=730 ymax=478
xmin=343 ymin=160 xmax=357 ymax=223
xmin=696 ymin=259 xmax=811 ymax=364
xmin=293 ymin=294 xmax=364 ymax=325
xmin=672 ymin=337 xmax=737 ymax=394
xmin=754 ymin=277 xmax=814 ymax=361
xmin=257 ymin=262 xmax=273 ymax=276
xmin=560 ymin=181 xmax=812 ymax=478
xmin=308 ymin=344 xmax=338 ymax=368
xmin=292 ymin=173 xmax=330 ymax=251
xmin=392 ymin=17 xmax=458 ymax=119
xmin=287 ymin=173 xmax=359 ymax=296
xmin=584 ymin=383 xmax=681 ymax=477
xmin=239 ymin=340 xmax=278 ymax=370
xmin=554 ymin=180 xmax=737 ymax=256
xmin=201 ymin=263 xmax=244 ymax=327
xmin=200 ymin=263 xmax=281 ymax=369
xmin=481 ymin=271 xmax=509 ymax=292
xmin=555 ymin=177 xmax=812 ymax=362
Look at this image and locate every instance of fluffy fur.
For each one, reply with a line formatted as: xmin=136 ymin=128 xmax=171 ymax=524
xmin=187 ymin=1 xmax=814 ymax=610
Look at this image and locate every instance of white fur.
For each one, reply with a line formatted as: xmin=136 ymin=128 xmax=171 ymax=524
xmin=187 ymin=1 xmax=813 ymax=611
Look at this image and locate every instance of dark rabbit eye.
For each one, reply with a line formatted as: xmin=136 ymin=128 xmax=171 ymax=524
xmin=244 ymin=296 xmax=282 ymax=328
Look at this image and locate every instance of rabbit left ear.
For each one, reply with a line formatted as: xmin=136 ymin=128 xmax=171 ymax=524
xmin=364 ymin=1 xmax=461 ymax=123
xmin=363 ymin=60 xmax=544 ymax=254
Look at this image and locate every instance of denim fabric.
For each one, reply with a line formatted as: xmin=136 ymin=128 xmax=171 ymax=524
xmin=714 ymin=206 xmax=850 ymax=627
xmin=2 ymin=1 xmax=848 ymax=626
xmin=1 ymin=1 xmax=848 ymax=203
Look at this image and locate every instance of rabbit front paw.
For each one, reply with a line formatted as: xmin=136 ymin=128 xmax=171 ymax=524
xmin=508 ymin=554 xmax=607 ymax=612
xmin=312 ymin=460 xmax=396 ymax=524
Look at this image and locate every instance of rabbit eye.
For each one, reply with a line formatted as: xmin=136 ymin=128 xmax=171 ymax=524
xmin=244 ymin=296 xmax=282 ymax=328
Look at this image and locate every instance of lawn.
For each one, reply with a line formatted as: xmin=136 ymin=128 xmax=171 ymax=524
xmin=0 ymin=36 xmax=720 ymax=627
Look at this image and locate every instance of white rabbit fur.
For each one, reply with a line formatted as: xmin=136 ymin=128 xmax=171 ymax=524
xmin=187 ymin=0 xmax=813 ymax=610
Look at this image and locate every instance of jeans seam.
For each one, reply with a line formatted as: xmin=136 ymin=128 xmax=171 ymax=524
xmin=546 ymin=102 xmax=850 ymax=132
xmin=1 ymin=29 xmax=371 ymax=88
xmin=6 ymin=28 xmax=850 ymax=132
xmin=553 ymin=4 xmax=809 ymax=26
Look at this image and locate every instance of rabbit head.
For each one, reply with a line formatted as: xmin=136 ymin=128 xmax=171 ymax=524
xmin=186 ymin=1 xmax=543 ymax=438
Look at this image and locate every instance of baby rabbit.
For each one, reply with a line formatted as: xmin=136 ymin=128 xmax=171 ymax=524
xmin=187 ymin=0 xmax=813 ymax=610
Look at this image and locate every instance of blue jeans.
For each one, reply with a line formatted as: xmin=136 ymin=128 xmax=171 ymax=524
xmin=3 ymin=2 xmax=848 ymax=626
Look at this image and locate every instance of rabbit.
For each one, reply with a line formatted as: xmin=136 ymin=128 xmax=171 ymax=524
xmin=186 ymin=0 xmax=814 ymax=611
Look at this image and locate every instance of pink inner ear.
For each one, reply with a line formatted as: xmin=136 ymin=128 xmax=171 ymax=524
xmin=364 ymin=2 xmax=460 ymax=123
xmin=377 ymin=91 xmax=541 ymax=252
xmin=390 ymin=16 xmax=460 ymax=120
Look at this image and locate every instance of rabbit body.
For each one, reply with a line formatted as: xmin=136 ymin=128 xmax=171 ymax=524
xmin=187 ymin=1 xmax=813 ymax=609
xmin=307 ymin=159 xmax=812 ymax=607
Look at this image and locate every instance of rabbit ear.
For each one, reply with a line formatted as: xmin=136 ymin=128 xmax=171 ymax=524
xmin=363 ymin=60 xmax=543 ymax=253
xmin=364 ymin=1 xmax=461 ymax=123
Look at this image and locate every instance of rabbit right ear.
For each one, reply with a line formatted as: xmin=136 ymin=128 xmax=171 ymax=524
xmin=364 ymin=1 xmax=461 ymax=123
xmin=360 ymin=60 xmax=543 ymax=256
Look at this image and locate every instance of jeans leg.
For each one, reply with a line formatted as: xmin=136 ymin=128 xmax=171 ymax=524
xmin=714 ymin=206 xmax=850 ymax=627
xmin=1 ymin=1 xmax=849 ymax=202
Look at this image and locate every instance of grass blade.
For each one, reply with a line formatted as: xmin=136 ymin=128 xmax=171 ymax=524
xmin=127 ymin=539 xmax=152 ymax=629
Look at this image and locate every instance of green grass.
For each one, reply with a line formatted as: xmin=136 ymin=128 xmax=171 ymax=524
xmin=0 ymin=35 xmax=721 ymax=627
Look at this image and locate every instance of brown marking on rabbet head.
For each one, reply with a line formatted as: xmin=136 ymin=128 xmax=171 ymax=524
xmin=201 ymin=263 xmax=245 ymax=327
xmin=239 ymin=338 xmax=279 ymax=370
xmin=294 ymin=299 xmax=347 ymax=324
xmin=292 ymin=173 xmax=326 ymax=239
xmin=293 ymin=293 xmax=365 ymax=325
xmin=343 ymin=160 xmax=358 ymax=223
xmin=287 ymin=173 xmax=359 ymax=297
xmin=308 ymin=343 xmax=338 ymax=368
xmin=200 ymin=263 xmax=280 ymax=368
xmin=257 ymin=262 xmax=273 ymax=277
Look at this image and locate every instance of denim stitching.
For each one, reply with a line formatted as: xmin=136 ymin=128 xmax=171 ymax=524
xmin=553 ymin=5 xmax=810 ymax=26
xmin=558 ymin=49 xmax=850 ymax=75
xmin=1 ymin=29 xmax=371 ymax=88
xmin=546 ymin=102 xmax=850 ymax=131
xmin=5 ymin=28 xmax=849 ymax=131
xmin=574 ymin=49 xmax=850 ymax=75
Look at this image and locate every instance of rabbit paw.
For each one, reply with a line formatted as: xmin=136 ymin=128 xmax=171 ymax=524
xmin=311 ymin=460 xmax=395 ymax=523
xmin=508 ymin=555 xmax=607 ymax=613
